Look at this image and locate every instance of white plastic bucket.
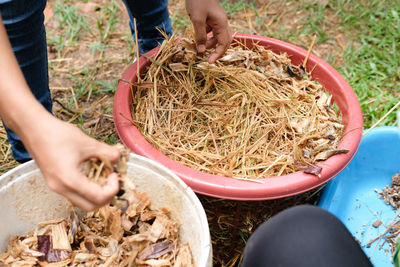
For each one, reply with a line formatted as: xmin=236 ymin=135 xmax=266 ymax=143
xmin=0 ymin=154 xmax=212 ymax=267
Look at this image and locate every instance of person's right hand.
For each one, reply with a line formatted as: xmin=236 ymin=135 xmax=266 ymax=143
xmin=24 ymin=114 xmax=121 ymax=211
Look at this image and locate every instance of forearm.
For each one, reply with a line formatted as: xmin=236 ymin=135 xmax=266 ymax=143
xmin=0 ymin=16 xmax=52 ymax=147
xmin=0 ymin=17 xmax=119 ymax=211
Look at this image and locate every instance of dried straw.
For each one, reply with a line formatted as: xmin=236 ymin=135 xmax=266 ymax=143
xmin=131 ymin=35 xmax=346 ymax=179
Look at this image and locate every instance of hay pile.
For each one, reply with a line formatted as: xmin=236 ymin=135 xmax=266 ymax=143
xmin=0 ymin=146 xmax=193 ymax=266
xmin=132 ymin=36 xmax=347 ymax=180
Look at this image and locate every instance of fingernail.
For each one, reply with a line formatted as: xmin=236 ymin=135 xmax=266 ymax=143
xmin=197 ymin=44 xmax=206 ymax=53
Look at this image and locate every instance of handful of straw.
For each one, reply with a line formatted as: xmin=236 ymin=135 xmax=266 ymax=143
xmin=132 ymin=35 xmax=347 ymax=180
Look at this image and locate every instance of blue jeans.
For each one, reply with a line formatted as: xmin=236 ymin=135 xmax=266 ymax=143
xmin=122 ymin=0 xmax=172 ymax=54
xmin=0 ymin=0 xmax=171 ymax=162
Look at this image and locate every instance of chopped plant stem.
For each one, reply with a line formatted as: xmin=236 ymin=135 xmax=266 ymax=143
xmin=233 ymin=177 xmax=266 ymax=184
xmin=367 ymin=210 xmax=400 ymax=251
xmin=303 ymin=34 xmax=317 ymax=68
xmin=209 ymin=125 xmax=220 ymax=155
xmin=310 ymin=63 xmax=318 ymax=74
xmin=70 ymin=87 xmax=79 ymax=110
xmin=119 ymin=112 xmax=137 ymax=125
xmin=257 ymin=154 xmax=284 ymax=178
xmin=133 ymin=18 xmax=140 ymax=84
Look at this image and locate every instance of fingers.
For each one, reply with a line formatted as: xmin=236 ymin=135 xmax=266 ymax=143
xmin=185 ymin=0 xmax=231 ymax=61
xmin=206 ymin=36 xmax=218 ymax=49
xmin=76 ymin=173 xmax=120 ymax=208
xmin=207 ymin=19 xmax=232 ymax=63
xmin=191 ymin=17 xmax=208 ymax=53
xmin=28 ymin=118 xmax=123 ymax=212
xmin=84 ymin=140 xmax=121 ymax=163
xmin=209 ymin=43 xmax=229 ymax=64
xmin=45 ymin=174 xmax=97 ymax=212
xmin=194 ymin=22 xmax=231 ymax=62
xmin=207 ymin=35 xmax=231 ymax=63
xmin=70 ymin=139 xmax=121 ymax=210
xmin=63 ymin=191 xmax=98 ymax=212
xmin=57 ymin=172 xmax=120 ymax=211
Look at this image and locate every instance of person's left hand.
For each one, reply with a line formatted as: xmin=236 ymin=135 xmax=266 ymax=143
xmin=23 ymin=114 xmax=121 ymax=212
xmin=185 ymin=0 xmax=232 ymax=63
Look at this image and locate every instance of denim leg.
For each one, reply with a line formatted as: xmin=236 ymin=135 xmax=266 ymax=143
xmin=122 ymin=0 xmax=172 ymax=53
xmin=0 ymin=0 xmax=51 ymax=163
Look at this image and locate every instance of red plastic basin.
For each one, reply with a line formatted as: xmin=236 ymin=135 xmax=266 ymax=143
xmin=113 ymin=33 xmax=363 ymax=200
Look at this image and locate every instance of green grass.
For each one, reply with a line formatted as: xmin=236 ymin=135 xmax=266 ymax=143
xmin=332 ymin=0 xmax=400 ymax=128
xmin=96 ymin=0 xmax=120 ymax=41
xmin=88 ymin=41 xmax=108 ymax=56
xmin=221 ymin=0 xmax=255 ymax=16
xmin=47 ymin=0 xmax=123 ymax=126
xmin=51 ymin=3 xmax=91 ymax=48
xmin=170 ymin=10 xmax=190 ymax=32
xmin=298 ymin=2 xmax=329 ymax=43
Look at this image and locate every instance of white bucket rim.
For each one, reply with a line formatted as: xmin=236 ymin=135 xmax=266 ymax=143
xmin=0 ymin=153 xmax=212 ymax=267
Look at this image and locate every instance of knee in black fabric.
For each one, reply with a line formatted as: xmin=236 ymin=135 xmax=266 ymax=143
xmin=241 ymin=205 xmax=372 ymax=267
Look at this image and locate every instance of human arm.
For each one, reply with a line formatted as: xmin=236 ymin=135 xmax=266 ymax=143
xmin=0 ymin=17 xmax=120 ymax=211
xmin=185 ymin=0 xmax=232 ymax=63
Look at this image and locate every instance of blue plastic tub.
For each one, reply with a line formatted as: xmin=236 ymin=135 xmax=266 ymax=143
xmin=319 ymin=126 xmax=400 ymax=267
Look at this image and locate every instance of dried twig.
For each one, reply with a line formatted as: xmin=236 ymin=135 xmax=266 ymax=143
xmin=303 ymin=34 xmax=317 ymax=68
xmin=363 ymin=99 xmax=400 ymax=136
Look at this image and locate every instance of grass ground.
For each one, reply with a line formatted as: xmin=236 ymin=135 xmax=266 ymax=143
xmin=0 ymin=0 xmax=399 ymax=266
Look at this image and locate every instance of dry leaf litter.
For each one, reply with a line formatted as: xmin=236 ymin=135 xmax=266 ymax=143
xmin=379 ymin=174 xmax=400 ymax=210
xmin=131 ymin=35 xmax=348 ymax=180
xmin=0 ymin=145 xmax=193 ymax=266
xmin=370 ymin=173 xmax=400 ymax=253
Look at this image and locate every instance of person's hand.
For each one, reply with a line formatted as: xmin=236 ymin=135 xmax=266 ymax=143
xmin=24 ymin=115 xmax=121 ymax=212
xmin=185 ymin=0 xmax=232 ymax=63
